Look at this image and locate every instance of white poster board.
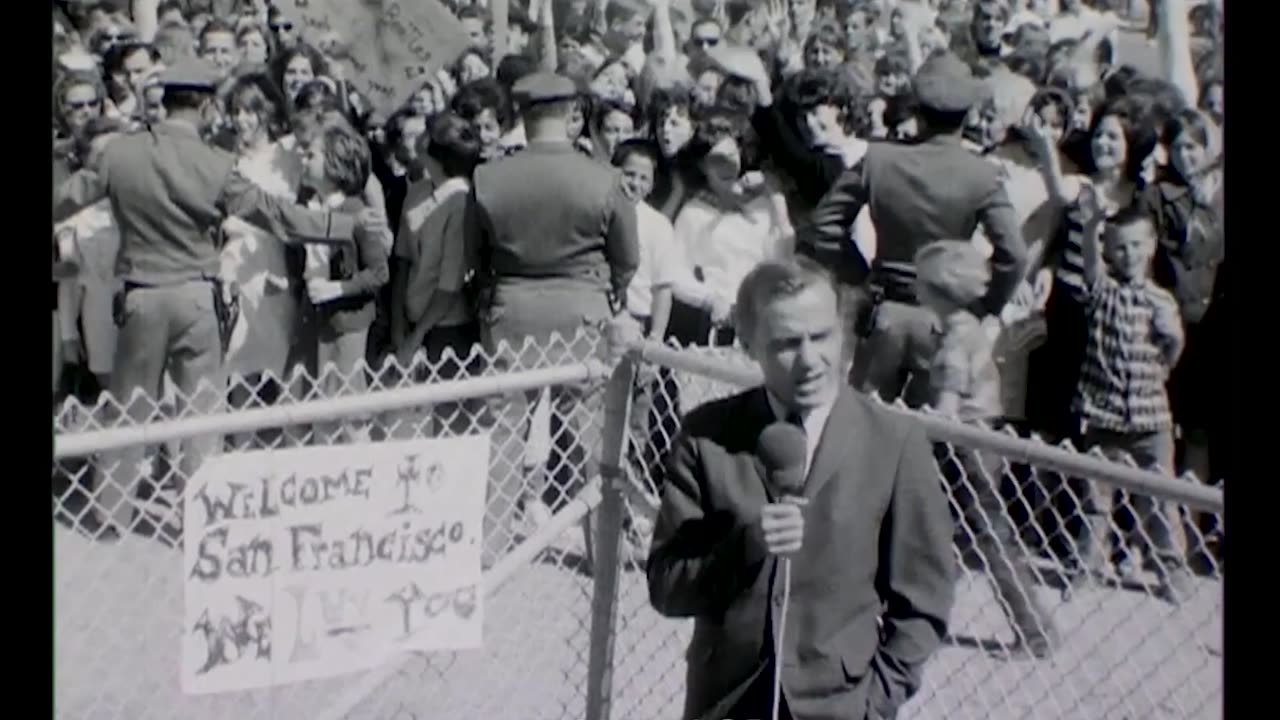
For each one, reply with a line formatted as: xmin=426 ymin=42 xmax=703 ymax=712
xmin=274 ymin=0 xmax=471 ymax=118
xmin=182 ymin=436 xmax=488 ymax=695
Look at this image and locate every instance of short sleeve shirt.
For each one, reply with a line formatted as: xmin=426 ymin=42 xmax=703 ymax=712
xmin=930 ymin=313 xmax=1003 ymax=422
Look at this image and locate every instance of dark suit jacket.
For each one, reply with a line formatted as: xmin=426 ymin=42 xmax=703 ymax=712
xmin=647 ymin=386 xmax=955 ymax=720
xmin=808 ymin=134 xmax=1027 ymax=317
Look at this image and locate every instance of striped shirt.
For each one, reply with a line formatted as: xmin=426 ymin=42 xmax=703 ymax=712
xmin=1073 ymin=275 xmax=1178 ymax=433
xmin=1053 ymin=185 xmax=1149 ymax=303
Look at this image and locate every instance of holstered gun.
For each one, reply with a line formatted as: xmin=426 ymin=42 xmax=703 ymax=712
xmin=856 ymin=286 xmax=885 ymax=339
xmin=209 ymin=277 xmax=240 ymax=356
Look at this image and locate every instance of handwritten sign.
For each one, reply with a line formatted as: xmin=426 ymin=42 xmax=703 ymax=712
xmin=182 ymin=436 xmax=488 ymax=694
xmin=274 ymin=0 xmax=471 ymax=117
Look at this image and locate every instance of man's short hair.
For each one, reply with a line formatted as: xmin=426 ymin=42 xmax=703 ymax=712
xmin=199 ymin=17 xmax=235 ymax=46
xmin=735 ymin=257 xmax=839 ymax=344
xmin=611 ymin=137 xmax=660 ymax=168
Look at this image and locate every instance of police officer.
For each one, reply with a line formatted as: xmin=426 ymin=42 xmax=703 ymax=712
xmin=53 ymin=57 xmax=380 ymax=541
xmin=808 ymin=52 xmax=1027 ymax=407
xmin=465 ymin=71 xmax=640 ymax=566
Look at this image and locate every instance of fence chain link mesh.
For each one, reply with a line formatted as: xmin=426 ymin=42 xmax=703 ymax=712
xmin=54 ymin=335 xmax=1223 ymax=720
xmin=54 ymin=330 xmax=609 ymax=720
xmin=607 ymin=345 xmax=1223 ymax=720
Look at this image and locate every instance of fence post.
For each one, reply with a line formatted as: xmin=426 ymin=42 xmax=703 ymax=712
xmin=584 ymin=357 xmax=636 ymax=720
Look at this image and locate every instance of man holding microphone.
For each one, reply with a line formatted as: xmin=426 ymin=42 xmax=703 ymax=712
xmin=647 ymin=257 xmax=955 ymax=720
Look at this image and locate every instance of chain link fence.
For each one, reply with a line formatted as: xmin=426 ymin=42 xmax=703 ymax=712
xmin=53 ymin=330 xmax=613 ymax=720
xmin=53 ymin=332 xmax=1223 ymax=720
xmin=600 ymin=341 xmax=1224 ymax=720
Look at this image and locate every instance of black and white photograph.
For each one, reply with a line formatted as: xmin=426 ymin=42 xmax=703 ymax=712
xmin=51 ymin=0 xmax=1225 ymax=718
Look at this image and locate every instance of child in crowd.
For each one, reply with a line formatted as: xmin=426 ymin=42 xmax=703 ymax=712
xmin=1073 ymin=190 xmax=1192 ymax=603
xmin=914 ymin=239 xmax=1058 ymax=658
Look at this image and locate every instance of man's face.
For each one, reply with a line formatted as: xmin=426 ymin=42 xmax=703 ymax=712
xmin=789 ymin=0 xmax=818 ymax=27
xmin=120 ymin=47 xmax=155 ymax=98
xmin=471 ymin=108 xmax=503 ymax=158
xmin=619 ymin=153 xmax=656 ymax=202
xmin=238 ymin=29 xmax=269 ymax=65
xmin=1103 ymin=221 xmax=1157 ymax=282
xmin=269 ymin=16 xmax=297 ymax=49
xmin=845 ymin=11 xmax=874 ymax=52
xmin=746 ymin=284 xmax=844 ymax=413
xmin=801 ymin=103 xmax=847 ymax=149
xmin=396 ymin=115 xmax=428 ymax=165
xmin=972 ymin=4 xmax=1007 ymax=50
xmin=63 ymin=84 xmax=102 ymax=134
xmin=804 ymin=41 xmax=844 ymax=70
xmin=239 ymin=0 xmax=268 ymax=25
xmin=508 ymin=26 xmax=530 ymax=55
xmin=598 ymin=109 xmax=635 ymax=159
xmin=693 ymin=69 xmax=723 ymax=108
xmin=687 ymin=21 xmax=722 ymax=59
xmin=964 ymin=100 xmax=1006 ymax=150
xmin=201 ymin=31 xmax=237 ymax=75
xmin=462 ymin=18 xmax=488 ymax=49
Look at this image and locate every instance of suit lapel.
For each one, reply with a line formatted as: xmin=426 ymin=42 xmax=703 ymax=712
xmin=802 ymin=388 xmax=859 ymax=502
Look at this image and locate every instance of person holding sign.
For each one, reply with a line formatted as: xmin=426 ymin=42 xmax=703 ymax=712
xmin=464 ymin=71 xmax=640 ymax=566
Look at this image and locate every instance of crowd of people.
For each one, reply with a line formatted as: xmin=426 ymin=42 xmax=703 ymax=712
xmin=52 ymin=0 xmax=1223 ymax=590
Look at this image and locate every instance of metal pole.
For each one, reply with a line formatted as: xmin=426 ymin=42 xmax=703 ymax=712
xmin=584 ymin=357 xmax=636 ymax=720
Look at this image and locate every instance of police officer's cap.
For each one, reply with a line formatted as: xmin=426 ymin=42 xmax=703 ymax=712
xmin=513 ymin=72 xmax=577 ymax=106
xmin=158 ymin=57 xmax=221 ymax=93
xmin=913 ymin=52 xmax=984 ymax=113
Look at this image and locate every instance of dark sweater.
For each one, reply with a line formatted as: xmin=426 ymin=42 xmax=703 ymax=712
xmin=315 ymin=195 xmax=390 ymax=339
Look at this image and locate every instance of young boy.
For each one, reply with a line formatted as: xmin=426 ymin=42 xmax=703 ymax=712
xmin=914 ymin=240 xmax=1058 ymax=658
xmin=610 ymin=139 xmax=680 ymax=566
xmin=1073 ymin=194 xmax=1192 ymax=602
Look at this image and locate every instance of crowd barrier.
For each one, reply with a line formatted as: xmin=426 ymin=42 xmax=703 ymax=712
xmin=52 ymin=330 xmax=1223 ymax=720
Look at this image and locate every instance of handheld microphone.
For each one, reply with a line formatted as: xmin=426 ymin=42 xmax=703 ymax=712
xmin=756 ymin=421 xmax=808 ymax=720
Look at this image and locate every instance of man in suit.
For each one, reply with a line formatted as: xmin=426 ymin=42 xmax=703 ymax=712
xmin=464 ymin=71 xmax=640 ymax=566
xmin=648 ymin=257 xmax=955 ymax=720
xmin=808 ymin=51 xmax=1027 ymax=408
xmin=52 ymin=57 xmax=379 ymax=540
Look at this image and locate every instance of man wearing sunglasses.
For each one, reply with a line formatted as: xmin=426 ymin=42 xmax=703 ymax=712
xmin=267 ymin=5 xmax=298 ymax=52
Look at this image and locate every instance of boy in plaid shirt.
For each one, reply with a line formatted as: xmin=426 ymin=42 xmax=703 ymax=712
xmin=1073 ymin=191 xmax=1192 ymax=602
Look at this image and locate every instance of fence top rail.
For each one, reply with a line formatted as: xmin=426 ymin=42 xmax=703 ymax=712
xmin=630 ymin=340 xmax=1225 ymax=514
xmin=53 ymin=360 xmax=605 ymax=459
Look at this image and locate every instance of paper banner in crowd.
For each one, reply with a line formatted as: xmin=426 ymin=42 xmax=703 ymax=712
xmin=181 ymin=435 xmax=489 ymax=695
xmin=273 ymin=0 xmax=471 ymax=118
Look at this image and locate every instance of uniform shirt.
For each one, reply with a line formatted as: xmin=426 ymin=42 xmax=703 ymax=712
xmin=1074 ymin=275 xmax=1179 ymax=433
xmin=466 ymin=140 xmax=640 ymax=301
xmin=626 ymin=201 xmax=681 ymax=319
xmin=930 ymin=312 xmax=1003 ymax=422
xmin=810 ymin=134 xmax=1027 ymax=316
xmin=51 ymin=120 xmax=357 ymax=286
